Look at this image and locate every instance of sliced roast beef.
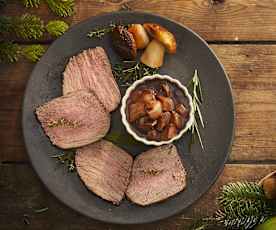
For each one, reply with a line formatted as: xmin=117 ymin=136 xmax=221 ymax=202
xmin=126 ymin=144 xmax=187 ymax=206
xmin=75 ymin=140 xmax=133 ymax=204
xmin=63 ymin=47 xmax=121 ymax=112
xmin=36 ymin=90 xmax=110 ymax=149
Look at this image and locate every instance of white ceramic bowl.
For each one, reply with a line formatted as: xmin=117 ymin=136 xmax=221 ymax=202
xmin=121 ymin=74 xmax=195 ymax=146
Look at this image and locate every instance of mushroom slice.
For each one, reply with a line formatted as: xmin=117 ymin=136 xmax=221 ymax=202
xmin=130 ymin=90 xmax=143 ymax=103
xmin=137 ymin=116 xmax=157 ymax=132
xmin=171 ymin=111 xmax=183 ymax=129
xmin=157 ymin=112 xmax=171 ymax=131
xmin=161 ymin=83 xmax=171 ymax=97
xmin=147 ymin=100 xmax=162 ymax=120
xmin=157 ymin=95 xmax=174 ymax=112
xmin=161 ymin=123 xmax=177 ymax=140
xmin=176 ymin=104 xmax=189 ymax=118
xmin=147 ymin=130 xmax=160 ymax=141
xmin=140 ymin=39 xmax=165 ymax=68
xmin=143 ymin=23 xmax=177 ymax=54
xmin=112 ymin=26 xmax=137 ymax=59
xmin=128 ymin=102 xmax=146 ymax=122
xmin=128 ymin=24 xmax=150 ymax=49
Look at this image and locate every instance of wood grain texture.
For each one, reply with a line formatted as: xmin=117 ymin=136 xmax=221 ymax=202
xmin=2 ymin=0 xmax=276 ymax=41
xmin=1 ymin=45 xmax=276 ymax=162
xmin=0 ymin=163 xmax=275 ymax=230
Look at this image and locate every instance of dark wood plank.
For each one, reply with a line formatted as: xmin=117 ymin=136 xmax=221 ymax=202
xmin=1 ymin=163 xmax=275 ymax=229
xmin=1 ymin=45 xmax=276 ymax=162
xmin=2 ymin=0 xmax=276 ymax=42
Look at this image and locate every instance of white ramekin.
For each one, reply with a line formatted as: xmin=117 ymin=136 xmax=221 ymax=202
xmin=120 ymin=74 xmax=195 ymax=146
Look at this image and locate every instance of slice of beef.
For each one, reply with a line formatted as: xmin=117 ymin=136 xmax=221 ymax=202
xmin=126 ymin=144 xmax=186 ymax=206
xmin=75 ymin=140 xmax=133 ymax=204
xmin=36 ymin=90 xmax=110 ymax=149
xmin=63 ymin=47 xmax=121 ymax=112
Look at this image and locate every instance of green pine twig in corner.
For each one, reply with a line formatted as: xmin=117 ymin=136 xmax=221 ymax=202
xmin=45 ymin=0 xmax=74 ymax=17
xmin=46 ymin=20 xmax=69 ymax=37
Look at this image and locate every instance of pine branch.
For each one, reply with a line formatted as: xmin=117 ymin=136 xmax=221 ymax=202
xmin=22 ymin=45 xmax=45 ymax=62
xmin=46 ymin=20 xmax=69 ymax=37
xmin=0 ymin=42 xmax=21 ymax=63
xmin=216 ymin=182 xmax=272 ymax=229
xmin=21 ymin=0 xmax=41 ymax=7
xmin=13 ymin=14 xmax=44 ymax=40
xmin=45 ymin=0 xmax=74 ymax=17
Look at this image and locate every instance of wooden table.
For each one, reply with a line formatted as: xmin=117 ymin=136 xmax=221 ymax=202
xmin=1 ymin=1 xmax=276 ymax=229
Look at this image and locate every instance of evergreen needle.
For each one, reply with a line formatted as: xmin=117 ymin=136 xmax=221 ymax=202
xmin=87 ymin=23 xmax=116 ymax=39
xmin=0 ymin=42 xmax=21 ymax=63
xmin=45 ymin=0 xmax=74 ymax=17
xmin=21 ymin=0 xmax=41 ymax=8
xmin=22 ymin=45 xmax=45 ymax=62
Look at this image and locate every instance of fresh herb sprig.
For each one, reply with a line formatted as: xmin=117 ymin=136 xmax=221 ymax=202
xmin=188 ymin=70 xmax=204 ymax=150
xmin=112 ymin=61 xmax=158 ymax=86
xmin=51 ymin=151 xmax=75 ymax=172
xmin=0 ymin=42 xmax=45 ymax=63
xmin=46 ymin=20 xmax=69 ymax=37
xmin=45 ymin=0 xmax=74 ymax=17
xmin=87 ymin=23 xmax=116 ymax=39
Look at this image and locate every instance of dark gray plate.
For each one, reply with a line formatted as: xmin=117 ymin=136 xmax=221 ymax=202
xmin=22 ymin=11 xmax=234 ymax=225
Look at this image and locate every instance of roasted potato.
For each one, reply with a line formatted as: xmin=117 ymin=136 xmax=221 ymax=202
xmin=147 ymin=100 xmax=162 ymax=120
xmin=143 ymin=23 xmax=176 ymax=54
xmin=137 ymin=116 xmax=157 ymax=132
xmin=175 ymin=104 xmax=189 ymax=118
xmin=128 ymin=24 xmax=150 ymax=49
xmin=147 ymin=130 xmax=160 ymax=141
xmin=140 ymin=39 xmax=165 ymax=68
xmin=161 ymin=123 xmax=177 ymax=140
xmin=157 ymin=112 xmax=171 ymax=131
xmin=171 ymin=111 xmax=183 ymax=129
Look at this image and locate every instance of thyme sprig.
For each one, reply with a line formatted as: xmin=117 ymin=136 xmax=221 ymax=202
xmin=51 ymin=151 xmax=75 ymax=172
xmin=188 ymin=70 xmax=204 ymax=150
xmin=87 ymin=23 xmax=116 ymax=39
xmin=112 ymin=61 xmax=158 ymax=86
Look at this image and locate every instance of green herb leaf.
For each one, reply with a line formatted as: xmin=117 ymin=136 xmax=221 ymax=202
xmin=87 ymin=23 xmax=116 ymax=39
xmin=0 ymin=42 xmax=21 ymax=63
xmin=0 ymin=16 xmax=13 ymax=34
xmin=51 ymin=151 xmax=75 ymax=172
xmin=46 ymin=20 xmax=69 ymax=37
xmin=22 ymin=45 xmax=45 ymax=62
xmin=34 ymin=207 xmax=48 ymax=213
xmin=45 ymin=0 xmax=74 ymax=17
xmin=21 ymin=0 xmax=41 ymax=8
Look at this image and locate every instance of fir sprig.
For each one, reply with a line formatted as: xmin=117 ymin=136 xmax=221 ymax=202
xmin=51 ymin=151 xmax=75 ymax=172
xmin=45 ymin=0 xmax=74 ymax=17
xmin=46 ymin=20 xmax=69 ymax=37
xmin=216 ymin=182 xmax=272 ymax=229
xmin=188 ymin=70 xmax=204 ymax=150
xmin=21 ymin=0 xmax=41 ymax=8
xmin=0 ymin=42 xmax=45 ymax=63
xmin=22 ymin=45 xmax=45 ymax=62
xmin=14 ymin=14 xmax=44 ymax=39
xmin=87 ymin=23 xmax=116 ymax=39
xmin=0 ymin=16 xmax=13 ymax=34
xmin=0 ymin=42 xmax=21 ymax=63
xmin=112 ymin=61 xmax=158 ymax=86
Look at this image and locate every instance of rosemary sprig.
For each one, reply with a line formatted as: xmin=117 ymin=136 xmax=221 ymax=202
xmin=188 ymin=70 xmax=204 ymax=150
xmin=112 ymin=61 xmax=158 ymax=86
xmin=87 ymin=23 xmax=116 ymax=39
xmin=51 ymin=151 xmax=75 ymax=172
xmin=45 ymin=0 xmax=74 ymax=17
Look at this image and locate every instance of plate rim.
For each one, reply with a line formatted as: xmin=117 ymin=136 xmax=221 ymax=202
xmin=22 ymin=10 xmax=235 ymax=225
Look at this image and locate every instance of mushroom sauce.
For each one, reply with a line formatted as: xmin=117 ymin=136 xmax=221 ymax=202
xmin=126 ymin=79 xmax=190 ymax=141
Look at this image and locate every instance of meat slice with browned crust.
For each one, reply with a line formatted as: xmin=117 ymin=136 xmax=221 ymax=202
xmin=126 ymin=144 xmax=187 ymax=206
xmin=36 ymin=90 xmax=110 ymax=149
xmin=75 ymin=140 xmax=133 ymax=205
xmin=63 ymin=47 xmax=121 ymax=112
